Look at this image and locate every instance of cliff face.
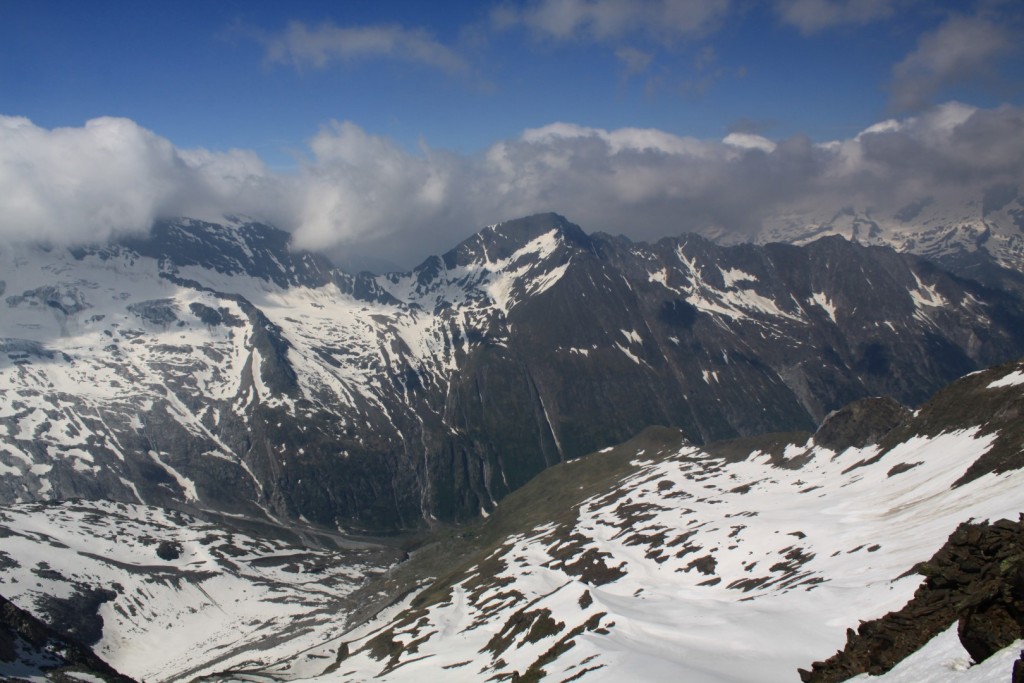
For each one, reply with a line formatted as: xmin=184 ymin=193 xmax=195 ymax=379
xmin=800 ymin=517 xmax=1024 ymax=682
xmin=0 ymin=592 xmax=137 ymax=683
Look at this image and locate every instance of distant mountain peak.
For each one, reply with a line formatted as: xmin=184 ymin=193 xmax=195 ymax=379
xmin=440 ymin=212 xmax=590 ymax=269
xmin=115 ymin=217 xmax=335 ymax=288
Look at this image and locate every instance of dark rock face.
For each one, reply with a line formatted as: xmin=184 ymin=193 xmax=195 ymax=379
xmin=1013 ymin=651 xmax=1024 ymax=683
xmin=413 ymin=218 xmax=1024 ymax=524
xmin=799 ymin=518 xmax=1024 ymax=682
xmin=127 ymin=299 xmax=179 ymax=327
xmin=0 ymin=593 xmax=137 ymax=682
xmin=813 ymin=397 xmax=911 ymax=451
xmin=4 ymin=214 xmax=1024 ymax=533
xmin=35 ymin=586 xmax=117 ymax=647
xmin=156 ymin=540 xmax=182 ymax=561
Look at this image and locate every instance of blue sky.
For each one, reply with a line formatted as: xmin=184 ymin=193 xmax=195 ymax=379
xmin=2 ymin=0 xmax=1023 ymax=267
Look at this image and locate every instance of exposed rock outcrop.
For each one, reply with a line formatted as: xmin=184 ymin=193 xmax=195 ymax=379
xmin=0 ymin=593 xmax=137 ymax=682
xmin=800 ymin=518 xmax=1024 ymax=682
xmin=813 ymin=397 xmax=911 ymax=452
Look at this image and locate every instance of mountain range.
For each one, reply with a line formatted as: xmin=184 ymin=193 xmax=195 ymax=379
xmin=1 ymin=212 xmax=1024 ymax=681
xmin=2 ymin=213 xmax=1024 ymax=534
xmin=755 ymin=194 xmax=1024 ymax=290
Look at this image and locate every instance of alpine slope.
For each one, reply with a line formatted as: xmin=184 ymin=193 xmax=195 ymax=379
xmin=223 ymin=359 xmax=1024 ymax=683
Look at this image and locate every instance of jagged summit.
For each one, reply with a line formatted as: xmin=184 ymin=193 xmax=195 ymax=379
xmin=438 ymin=212 xmax=590 ymax=269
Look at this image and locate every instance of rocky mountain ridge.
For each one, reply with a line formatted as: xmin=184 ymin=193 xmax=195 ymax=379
xmin=2 ymin=213 xmax=1024 ymax=533
xmin=756 ymin=197 xmax=1024 ymax=287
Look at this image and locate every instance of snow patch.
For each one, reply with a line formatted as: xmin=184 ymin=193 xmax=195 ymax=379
xmin=987 ymin=370 xmax=1024 ymax=389
xmin=810 ymin=291 xmax=838 ymax=323
xmin=720 ymin=266 xmax=758 ymax=286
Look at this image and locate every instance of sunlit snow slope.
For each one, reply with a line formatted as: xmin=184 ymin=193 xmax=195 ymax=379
xmin=0 ymin=500 xmax=400 ymax=682
xmin=237 ymin=359 xmax=1024 ymax=683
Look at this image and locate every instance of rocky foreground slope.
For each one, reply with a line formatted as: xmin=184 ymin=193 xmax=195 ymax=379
xmin=2 ymin=214 xmax=1023 ymax=533
xmin=801 ymin=518 xmax=1024 ymax=682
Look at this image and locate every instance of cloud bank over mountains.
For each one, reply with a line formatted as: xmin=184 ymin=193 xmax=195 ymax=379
xmin=1 ymin=102 xmax=1022 ymax=268
xmin=888 ymin=12 xmax=1017 ymax=113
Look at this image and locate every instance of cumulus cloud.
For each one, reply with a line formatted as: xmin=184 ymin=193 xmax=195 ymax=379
xmin=722 ymin=132 xmax=777 ymax=153
xmin=264 ymin=20 xmax=468 ymax=74
xmin=301 ymin=103 xmax=1024 ymax=259
xmin=774 ymin=0 xmax=897 ymax=34
xmin=290 ymin=122 xmax=473 ymax=265
xmin=2 ymin=104 xmax=1022 ymax=268
xmin=494 ymin=0 xmax=731 ymax=42
xmin=0 ymin=116 xmax=174 ymax=244
xmin=888 ymin=13 xmax=1015 ymax=112
xmin=0 ymin=116 xmax=289 ymax=245
xmin=293 ymin=103 xmax=1024 ymax=260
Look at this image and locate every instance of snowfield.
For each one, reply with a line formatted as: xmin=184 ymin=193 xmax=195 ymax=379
xmin=0 ymin=357 xmax=1022 ymax=683
xmin=0 ymin=501 xmax=400 ymax=682
xmin=234 ymin=363 xmax=1024 ymax=682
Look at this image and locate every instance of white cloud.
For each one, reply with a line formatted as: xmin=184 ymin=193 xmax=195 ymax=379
xmin=520 ymin=122 xmax=712 ymax=156
xmin=264 ymin=20 xmax=468 ymax=74
xmin=774 ymin=0 xmax=897 ymax=34
xmin=0 ymin=116 xmax=175 ymax=243
xmin=291 ymin=121 xmax=464 ymax=259
xmin=2 ymin=104 xmax=1022 ymax=268
xmin=495 ymin=0 xmax=731 ymax=42
xmin=889 ymin=13 xmax=1014 ymax=112
xmin=0 ymin=116 xmax=288 ymax=246
xmin=722 ymin=132 xmax=777 ymax=153
xmin=0 ymin=116 xmax=185 ymax=244
xmin=615 ymin=46 xmax=653 ymax=74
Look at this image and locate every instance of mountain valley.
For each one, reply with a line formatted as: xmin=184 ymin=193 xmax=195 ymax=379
xmin=3 ymin=357 xmax=1024 ymax=682
xmin=1 ymin=213 xmax=1024 ymax=681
